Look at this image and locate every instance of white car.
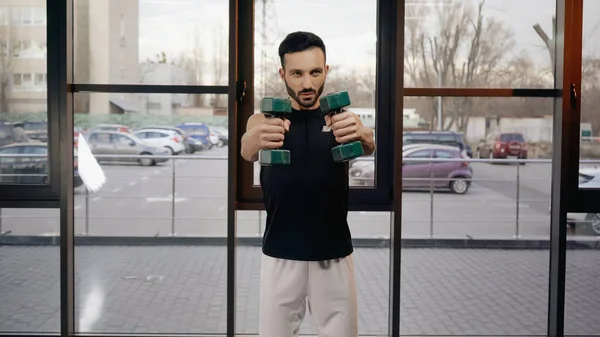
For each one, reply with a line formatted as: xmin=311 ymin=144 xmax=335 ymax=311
xmin=567 ymin=167 xmax=600 ymax=235
xmin=132 ymin=128 xmax=185 ymax=155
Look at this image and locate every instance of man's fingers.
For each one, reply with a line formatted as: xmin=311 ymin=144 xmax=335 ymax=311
xmin=282 ymin=118 xmax=291 ymax=132
xmin=330 ymin=111 xmax=352 ymax=124
xmin=331 ymin=117 xmax=355 ymax=131
xmin=262 ymin=132 xmax=285 ymax=142
xmin=260 ymin=124 xmax=285 ymax=134
xmin=263 ymin=141 xmax=284 ymax=149
xmin=264 ymin=118 xmax=285 ymax=127
xmin=333 ymin=126 xmax=357 ymax=138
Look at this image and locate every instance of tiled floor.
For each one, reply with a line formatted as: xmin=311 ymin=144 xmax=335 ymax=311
xmin=0 ymin=245 xmax=598 ymax=336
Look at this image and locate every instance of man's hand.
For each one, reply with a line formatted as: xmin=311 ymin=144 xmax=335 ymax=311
xmin=241 ymin=114 xmax=291 ymax=162
xmin=325 ymin=111 xmax=375 ymax=155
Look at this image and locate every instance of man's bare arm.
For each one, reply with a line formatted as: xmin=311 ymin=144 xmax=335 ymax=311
xmin=240 ymin=114 xmax=266 ymax=162
xmin=359 ymin=126 xmax=375 ymax=156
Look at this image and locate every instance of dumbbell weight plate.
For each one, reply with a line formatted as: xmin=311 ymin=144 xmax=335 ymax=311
xmin=259 ymin=149 xmax=291 ymax=166
xmin=319 ymin=90 xmax=351 ymax=114
xmin=331 ymin=141 xmax=364 ymax=163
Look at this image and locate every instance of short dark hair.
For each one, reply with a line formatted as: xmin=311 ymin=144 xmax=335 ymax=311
xmin=278 ymin=31 xmax=326 ymax=68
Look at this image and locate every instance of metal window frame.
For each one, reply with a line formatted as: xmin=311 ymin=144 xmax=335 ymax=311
xmin=234 ymin=0 xmax=395 ymax=212
xmin=557 ymin=0 xmax=599 ymax=215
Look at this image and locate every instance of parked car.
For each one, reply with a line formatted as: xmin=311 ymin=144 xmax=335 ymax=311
xmin=133 ymin=126 xmax=195 ymax=154
xmin=403 ymin=130 xmax=473 ymax=158
xmin=476 ymin=132 xmax=528 ymax=161
xmin=11 ymin=121 xmax=48 ymax=142
xmin=402 ymin=144 xmax=473 ymax=194
xmin=0 ymin=121 xmax=17 ymax=147
xmin=566 ymin=167 xmax=600 ymax=235
xmin=176 ymin=123 xmax=213 ymax=150
xmin=349 ymin=144 xmax=473 ymax=194
xmin=210 ymin=126 xmax=229 ymax=147
xmin=132 ymin=128 xmax=186 ymax=155
xmin=84 ymin=131 xmax=170 ymax=166
xmin=0 ymin=142 xmax=83 ymax=187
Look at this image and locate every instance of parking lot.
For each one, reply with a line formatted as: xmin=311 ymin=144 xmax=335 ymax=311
xmin=0 ymin=146 xmax=560 ymax=239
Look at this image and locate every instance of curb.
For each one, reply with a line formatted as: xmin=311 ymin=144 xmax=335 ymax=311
xmin=0 ymin=236 xmax=598 ymax=249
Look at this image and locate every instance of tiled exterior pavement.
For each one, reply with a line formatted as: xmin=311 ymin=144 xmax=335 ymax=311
xmin=1 ymin=245 xmax=599 ymax=336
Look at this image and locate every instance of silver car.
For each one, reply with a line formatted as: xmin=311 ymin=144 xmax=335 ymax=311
xmin=83 ymin=131 xmax=170 ymax=166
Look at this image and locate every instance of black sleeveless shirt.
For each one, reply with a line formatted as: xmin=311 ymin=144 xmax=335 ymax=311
xmin=259 ymin=106 xmax=353 ymax=261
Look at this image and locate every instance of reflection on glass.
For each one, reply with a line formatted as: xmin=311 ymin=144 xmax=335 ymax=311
xmin=0 ymin=2 xmax=48 ymax=185
xmin=579 ymin=0 xmax=600 ymax=191
xmin=404 ymin=0 xmax=555 ymax=88
xmin=73 ymin=0 xmax=228 ymax=85
xmin=400 ymin=96 xmax=551 ymax=335
xmin=0 ymin=209 xmax=59 ymax=333
xmin=73 ymin=93 xmax=228 ymax=333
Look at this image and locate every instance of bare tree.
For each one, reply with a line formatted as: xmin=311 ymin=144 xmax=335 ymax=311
xmin=404 ymin=0 xmax=516 ymax=132
xmin=176 ymin=29 xmax=205 ymax=107
xmin=211 ymin=24 xmax=228 ymax=108
xmin=0 ymin=15 xmax=16 ymax=114
xmin=581 ymin=56 xmax=600 ymax=135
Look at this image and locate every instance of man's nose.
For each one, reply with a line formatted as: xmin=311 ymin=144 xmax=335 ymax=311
xmin=301 ymin=75 xmax=312 ymax=89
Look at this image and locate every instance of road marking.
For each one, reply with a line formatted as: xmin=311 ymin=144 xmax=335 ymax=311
xmin=129 ymin=181 xmax=137 ymax=186
xmin=92 ymin=197 xmax=102 ymax=202
xmin=112 ymin=188 xmax=121 ymax=193
xmin=146 ymin=197 xmax=188 ymax=203
xmin=74 ymin=205 xmax=82 ymax=210
xmin=141 ymin=176 xmax=148 ymax=180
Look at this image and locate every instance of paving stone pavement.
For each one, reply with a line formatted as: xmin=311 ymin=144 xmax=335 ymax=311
xmin=0 ymin=245 xmax=599 ymax=336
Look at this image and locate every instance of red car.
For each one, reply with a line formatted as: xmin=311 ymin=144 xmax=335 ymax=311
xmin=477 ymin=132 xmax=528 ymax=160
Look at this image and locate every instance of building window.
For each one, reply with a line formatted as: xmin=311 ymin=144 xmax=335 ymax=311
xmin=11 ymin=7 xmax=46 ymax=26
xmin=12 ymin=73 xmax=47 ymax=92
xmin=13 ymin=39 xmax=46 ymax=59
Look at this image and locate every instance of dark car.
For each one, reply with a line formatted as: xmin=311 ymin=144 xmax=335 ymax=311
xmin=0 ymin=142 xmax=83 ymax=187
xmin=176 ymin=123 xmax=213 ymax=150
xmin=403 ymin=130 xmax=473 ymax=158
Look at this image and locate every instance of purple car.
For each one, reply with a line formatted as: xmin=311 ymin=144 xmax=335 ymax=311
xmin=402 ymin=144 xmax=473 ymax=194
xmin=349 ymin=144 xmax=473 ymax=194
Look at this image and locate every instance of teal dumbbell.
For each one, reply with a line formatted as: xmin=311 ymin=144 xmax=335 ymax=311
xmin=258 ymin=97 xmax=292 ymax=166
xmin=320 ymin=90 xmax=364 ymax=162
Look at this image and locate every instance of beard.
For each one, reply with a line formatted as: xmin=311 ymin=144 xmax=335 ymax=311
xmin=285 ymin=80 xmax=325 ymax=109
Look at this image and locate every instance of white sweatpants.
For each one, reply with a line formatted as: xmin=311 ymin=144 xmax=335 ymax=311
xmin=258 ymin=252 xmax=358 ymax=337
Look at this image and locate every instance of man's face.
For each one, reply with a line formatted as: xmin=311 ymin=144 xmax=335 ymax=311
xmin=279 ymin=47 xmax=329 ymax=110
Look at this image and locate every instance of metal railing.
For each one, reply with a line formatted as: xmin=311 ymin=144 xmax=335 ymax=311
xmin=1 ymin=153 xmax=599 ymax=239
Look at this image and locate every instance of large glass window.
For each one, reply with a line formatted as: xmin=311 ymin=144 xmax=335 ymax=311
xmin=250 ymin=0 xmax=378 ymax=190
xmin=237 ymin=0 xmax=386 ymax=336
xmin=73 ymin=0 xmax=228 ymax=86
xmin=404 ymin=0 xmax=555 ymax=89
xmin=73 ymin=92 xmax=229 ymax=334
xmin=0 ymin=2 xmax=48 ymax=187
xmin=578 ymin=0 xmax=600 ymax=189
xmin=399 ymin=94 xmax=552 ymax=334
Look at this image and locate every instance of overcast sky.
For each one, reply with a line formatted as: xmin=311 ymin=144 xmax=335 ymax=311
xmin=138 ymin=0 xmax=600 ymax=73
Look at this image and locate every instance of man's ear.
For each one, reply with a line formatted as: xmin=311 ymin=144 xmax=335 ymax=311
xmin=324 ymin=64 xmax=329 ymax=78
xmin=279 ymin=68 xmax=285 ymax=81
